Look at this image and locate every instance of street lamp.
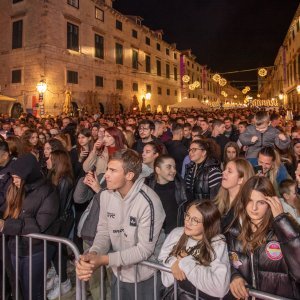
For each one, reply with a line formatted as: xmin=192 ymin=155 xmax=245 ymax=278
xmin=36 ymin=80 xmax=47 ymax=116
xmin=36 ymin=80 xmax=47 ymax=94
xmin=297 ymin=85 xmax=300 ymax=94
xmin=145 ymin=92 xmax=151 ymax=100
xmin=278 ymin=92 xmax=284 ymax=100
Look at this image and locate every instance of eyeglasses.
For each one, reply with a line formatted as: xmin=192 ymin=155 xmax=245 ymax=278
xmin=188 ymin=148 xmax=203 ymax=153
xmin=184 ymin=213 xmax=203 ymax=226
xmin=139 ymin=127 xmax=150 ymax=132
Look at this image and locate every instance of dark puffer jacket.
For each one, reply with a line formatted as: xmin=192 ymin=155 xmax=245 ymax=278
xmin=225 ymin=213 xmax=300 ymax=299
xmin=3 ymin=178 xmax=59 ymax=255
xmin=144 ymin=173 xmax=189 ymax=226
xmin=184 ymin=157 xmax=222 ymax=201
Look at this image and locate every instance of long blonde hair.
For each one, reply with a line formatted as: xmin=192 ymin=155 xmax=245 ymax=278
xmin=215 ymin=158 xmax=254 ymax=215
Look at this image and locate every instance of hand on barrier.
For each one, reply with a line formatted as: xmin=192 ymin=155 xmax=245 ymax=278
xmin=76 ymin=252 xmax=108 ymax=281
xmin=171 ymin=259 xmax=186 ymax=281
xmin=230 ymin=276 xmax=249 ymax=299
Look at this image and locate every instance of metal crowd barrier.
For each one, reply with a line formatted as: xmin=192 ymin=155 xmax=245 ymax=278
xmin=99 ymin=260 xmax=294 ymax=300
xmin=1 ymin=233 xmax=86 ymax=300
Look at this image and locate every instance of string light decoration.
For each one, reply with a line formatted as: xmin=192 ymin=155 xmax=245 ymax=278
xmin=213 ymin=74 xmax=221 ymax=82
xmin=182 ymin=75 xmax=190 ymax=83
xmin=234 ymin=95 xmax=237 ymax=99
xmin=189 ymin=84 xmax=196 ymax=90
xmin=297 ymin=85 xmax=300 ymax=94
xmin=258 ymin=68 xmax=267 ymax=77
xmin=193 ymin=81 xmax=200 ymax=88
xmin=219 ymin=78 xmax=227 ymax=86
xmin=245 ymin=86 xmax=250 ymax=92
xmin=257 ymin=94 xmax=261 ymax=98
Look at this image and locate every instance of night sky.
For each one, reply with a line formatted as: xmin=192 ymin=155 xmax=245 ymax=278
xmin=114 ymin=0 xmax=299 ymax=91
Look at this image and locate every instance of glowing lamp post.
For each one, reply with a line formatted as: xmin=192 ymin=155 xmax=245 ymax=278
xmin=297 ymin=85 xmax=300 ymax=95
xmin=145 ymin=92 xmax=151 ymax=100
xmin=36 ymin=80 xmax=47 ymax=116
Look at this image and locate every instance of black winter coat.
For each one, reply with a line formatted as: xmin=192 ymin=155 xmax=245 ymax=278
xmin=144 ymin=173 xmax=189 ymax=226
xmin=185 ymin=157 xmax=222 ymax=201
xmin=225 ymin=213 xmax=300 ymax=299
xmin=0 ymin=158 xmax=16 ymax=218
xmin=3 ymin=178 xmax=59 ymax=255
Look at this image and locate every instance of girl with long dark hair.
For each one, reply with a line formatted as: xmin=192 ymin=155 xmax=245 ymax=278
xmin=46 ymin=150 xmax=74 ymax=299
xmin=0 ymin=153 xmax=59 ymax=300
xmin=225 ymin=176 xmax=300 ymax=299
xmin=159 ymin=201 xmax=230 ymax=299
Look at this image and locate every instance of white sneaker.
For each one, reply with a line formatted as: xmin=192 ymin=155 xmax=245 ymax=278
xmin=47 ymin=275 xmax=58 ymax=291
xmin=47 ymin=278 xmax=72 ymax=300
xmin=47 ymin=265 xmax=56 ymax=280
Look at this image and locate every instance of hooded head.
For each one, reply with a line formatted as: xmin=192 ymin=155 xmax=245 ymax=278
xmin=10 ymin=153 xmax=43 ymax=184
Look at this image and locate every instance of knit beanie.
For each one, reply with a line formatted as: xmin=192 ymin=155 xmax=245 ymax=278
xmin=9 ymin=153 xmax=43 ymax=184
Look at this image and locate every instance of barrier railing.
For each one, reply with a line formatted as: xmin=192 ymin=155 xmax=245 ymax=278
xmin=1 ymin=233 xmax=294 ymax=300
xmin=1 ymin=233 xmax=86 ymax=300
xmin=98 ymin=260 xmax=294 ymax=300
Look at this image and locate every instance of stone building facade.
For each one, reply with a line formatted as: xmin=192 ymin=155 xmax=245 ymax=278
xmin=0 ymin=0 xmax=183 ymax=115
xmin=0 ymin=0 xmax=234 ymax=116
xmin=260 ymin=4 xmax=300 ymax=112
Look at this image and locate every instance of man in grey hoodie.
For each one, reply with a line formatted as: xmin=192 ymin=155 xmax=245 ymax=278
xmin=76 ymin=149 xmax=166 ymax=299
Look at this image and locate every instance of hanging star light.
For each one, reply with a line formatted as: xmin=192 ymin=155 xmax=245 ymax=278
xmin=189 ymin=84 xmax=196 ymax=90
xmin=242 ymin=88 xmax=248 ymax=94
xmin=219 ymin=78 xmax=227 ymax=86
xmin=213 ymin=74 xmax=221 ymax=82
xmin=258 ymin=68 xmax=267 ymax=77
xmin=182 ymin=75 xmax=190 ymax=83
xmin=193 ymin=81 xmax=200 ymax=88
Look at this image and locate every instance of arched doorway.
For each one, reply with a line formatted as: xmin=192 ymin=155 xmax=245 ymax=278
xmin=11 ymin=102 xmax=23 ymax=118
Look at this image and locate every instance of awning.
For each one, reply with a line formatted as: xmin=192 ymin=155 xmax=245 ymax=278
xmin=0 ymin=95 xmax=17 ymax=102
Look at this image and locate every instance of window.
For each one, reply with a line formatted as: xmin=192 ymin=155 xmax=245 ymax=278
xmin=13 ymin=0 xmax=23 ymax=3
xmin=166 ymin=64 xmax=170 ymax=79
xmin=175 ymin=90 xmax=177 ymax=96
xmin=95 ymin=76 xmax=103 ymax=87
xmin=132 ymin=29 xmax=138 ymax=38
xmin=145 ymin=36 xmax=150 ymax=46
xmin=156 ymin=43 xmax=161 ymax=51
xmin=95 ymin=7 xmax=104 ymax=21
xmin=157 ymin=87 xmax=162 ymax=95
xmin=156 ymin=60 xmax=161 ymax=76
xmin=95 ymin=34 xmax=104 ymax=59
xmin=145 ymin=55 xmax=151 ymax=73
xmin=116 ymin=20 xmax=122 ymax=31
xmin=174 ymin=53 xmax=177 ymax=60
xmin=174 ymin=66 xmax=178 ymax=81
xmin=297 ymin=21 xmax=300 ymax=32
xmin=67 ymin=70 xmax=78 ymax=84
xmin=132 ymin=49 xmax=138 ymax=70
xmin=67 ymin=0 xmax=79 ymax=8
xmin=67 ymin=22 xmax=79 ymax=51
xmin=166 ymin=88 xmax=170 ymax=96
xmin=12 ymin=20 xmax=23 ymax=49
xmin=132 ymin=82 xmax=138 ymax=91
xmin=166 ymin=48 xmax=170 ymax=55
xmin=116 ymin=80 xmax=123 ymax=90
xmin=115 ymin=43 xmax=123 ymax=65
xmin=11 ymin=69 xmax=21 ymax=83
xmin=146 ymin=84 xmax=151 ymax=93
xmin=187 ymin=61 xmax=190 ymax=66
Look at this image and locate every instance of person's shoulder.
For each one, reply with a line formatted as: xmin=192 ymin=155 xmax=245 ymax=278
xmin=168 ymin=227 xmax=184 ymax=239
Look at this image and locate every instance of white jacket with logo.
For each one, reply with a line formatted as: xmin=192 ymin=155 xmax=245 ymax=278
xmin=89 ymin=176 xmax=166 ymax=283
xmin=158 ymin=227 xmax=230 ymax=298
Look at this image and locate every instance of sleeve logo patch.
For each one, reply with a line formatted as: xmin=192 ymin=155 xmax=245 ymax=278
xmin=130 ymin=216 xmax=137 ymax=227
xmin=229 ymin=252 xmax=242 ymax=269
xmin=265 ymin=241 xmax=283 ymax=261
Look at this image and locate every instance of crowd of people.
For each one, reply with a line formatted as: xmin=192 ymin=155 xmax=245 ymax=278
xmin=0 ymin=108 xmax=299 ymax=300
